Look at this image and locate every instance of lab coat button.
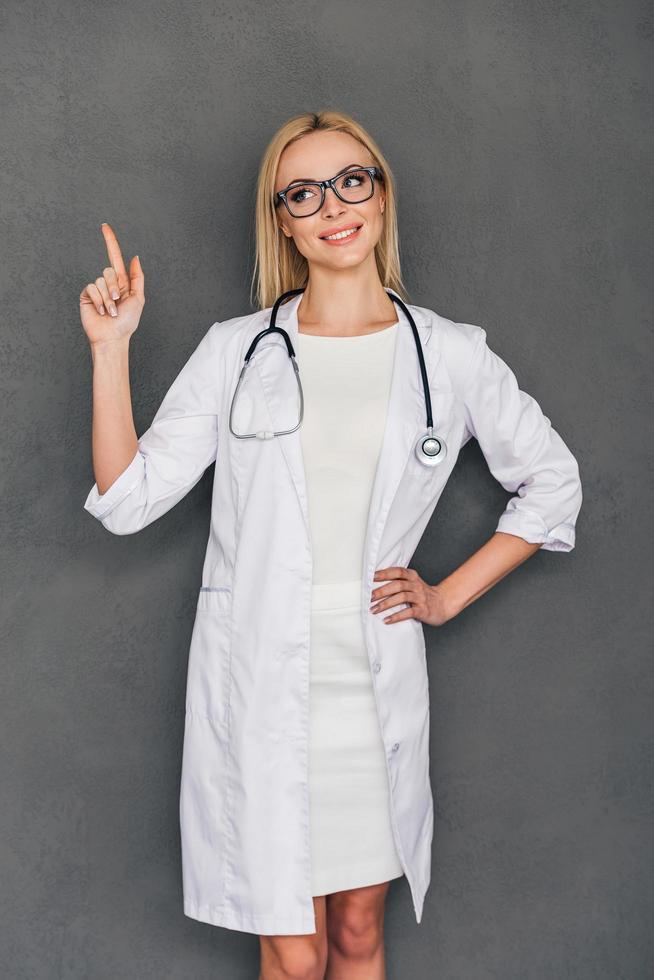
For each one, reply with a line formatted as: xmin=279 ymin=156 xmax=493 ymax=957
xmin=391 ymin=742 xmax=400 ymax=752
xmin=372 ymin=661 xmax=381 ymax=673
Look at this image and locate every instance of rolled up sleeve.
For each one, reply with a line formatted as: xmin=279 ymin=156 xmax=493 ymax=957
xmin=460 ymin=326 xmax=582 ymax=552
xmin=83 ymin=322 xmax=222 ymax=535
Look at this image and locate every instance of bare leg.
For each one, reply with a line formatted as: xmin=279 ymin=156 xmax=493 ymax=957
xmin=324 ymin=881 xmax=391 ymax=979
xmin=258 ymin=896 xmax=329 ymax=980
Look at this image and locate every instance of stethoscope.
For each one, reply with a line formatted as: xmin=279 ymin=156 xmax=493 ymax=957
xmin=228 ymin=286 xmax=447 ymax=467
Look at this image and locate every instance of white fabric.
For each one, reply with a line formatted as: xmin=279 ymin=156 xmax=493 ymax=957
xmin=82 ymin=292 xmax=583 ymax=935
xmin=296 ymin=326 xmax=404 ymax=895
xmin=297 ymin=324 xmax=400 ymax=584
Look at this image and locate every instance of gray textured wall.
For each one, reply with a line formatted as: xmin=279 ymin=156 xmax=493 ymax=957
xmin=2 ymin=1 xmax=652 ymax=977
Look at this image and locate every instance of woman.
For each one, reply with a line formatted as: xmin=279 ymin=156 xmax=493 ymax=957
xmin=81 ymin=109 xmax=582 ymax=979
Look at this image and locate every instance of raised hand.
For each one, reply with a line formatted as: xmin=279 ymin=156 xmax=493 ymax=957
xmin=79 ymin=223 xmax=145 ymax=347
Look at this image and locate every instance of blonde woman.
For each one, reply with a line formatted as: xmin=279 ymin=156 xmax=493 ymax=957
xmin=81 ymin=109 xmax=582 ymax=979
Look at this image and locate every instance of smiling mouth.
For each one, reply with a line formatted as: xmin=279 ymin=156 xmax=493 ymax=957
xmin=319 ymin=224 xmax=363 ymax=242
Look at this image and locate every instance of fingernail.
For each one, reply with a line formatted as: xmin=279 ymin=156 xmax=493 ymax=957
xmin=99 ymin=304 xmax=105 ymax=315
xmin=111 ymin=289 xmax=120 ymax=300
xmin=109 ymin=304 xmax=118 ymax=317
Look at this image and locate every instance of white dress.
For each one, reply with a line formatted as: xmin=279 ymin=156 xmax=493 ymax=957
xmin=295 ymin=321 xmax=405 ymax=897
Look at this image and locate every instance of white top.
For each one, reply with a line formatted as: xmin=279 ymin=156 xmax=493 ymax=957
xmin=296 ymin=322 xmax=399 ymax=584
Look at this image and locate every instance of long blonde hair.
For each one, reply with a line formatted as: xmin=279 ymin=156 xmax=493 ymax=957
xmin=250 ymin=109 xmax=408 ymax=311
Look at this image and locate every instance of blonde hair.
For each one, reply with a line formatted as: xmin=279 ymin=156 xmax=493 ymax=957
xmin=250 ymin=109 xmax=408 ymax=311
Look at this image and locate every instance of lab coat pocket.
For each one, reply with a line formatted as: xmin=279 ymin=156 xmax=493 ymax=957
xmin=197 ymin=585 xmax=233 ymax=615
xmin=185 ymin=586 xmax=233 ymax=727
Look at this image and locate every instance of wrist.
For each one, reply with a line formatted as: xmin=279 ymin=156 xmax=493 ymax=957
xmin=432 ymin=579 xmax=466 ymax=620
xmin=90 ymin=334 xmax=131 ymax=362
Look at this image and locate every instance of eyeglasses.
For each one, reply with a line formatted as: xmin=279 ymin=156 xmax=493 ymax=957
xmin=275 ymin=165 xmax=384 ymax=218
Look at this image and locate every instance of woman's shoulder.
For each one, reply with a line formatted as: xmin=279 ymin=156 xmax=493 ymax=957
xmin=199 ymin=308 xmax=269 ymax=352
xmin=410 ymin=302 xmax=488 ymax=392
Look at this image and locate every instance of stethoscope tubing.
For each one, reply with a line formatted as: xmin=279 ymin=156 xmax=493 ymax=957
xmin=229 ymin=286 xmax=446 ymax=464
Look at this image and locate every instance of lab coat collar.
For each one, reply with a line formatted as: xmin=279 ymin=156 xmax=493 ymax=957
xmin=252 ymin=290 xmax=439 ymax=583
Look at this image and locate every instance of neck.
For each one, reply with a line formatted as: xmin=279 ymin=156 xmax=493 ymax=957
xmin=297 ymin=262 xmax=398 ymax=333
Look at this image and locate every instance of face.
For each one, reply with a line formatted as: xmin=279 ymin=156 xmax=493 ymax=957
xmin=274 ymin=130 xmax=386 ymax=272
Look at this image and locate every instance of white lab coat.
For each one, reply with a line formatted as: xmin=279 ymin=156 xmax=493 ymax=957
xmin=83 ymin=291 xmax=582 ymax=935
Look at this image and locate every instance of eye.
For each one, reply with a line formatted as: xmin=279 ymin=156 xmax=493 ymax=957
xmin=289 ymin=183 xmax=318 ymax=204
xmin=341 ymin=171 xmax=366 ymax=188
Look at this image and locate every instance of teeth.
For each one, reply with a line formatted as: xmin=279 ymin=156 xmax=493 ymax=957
xmin=323 ymin=226 xmax=360 ymax=240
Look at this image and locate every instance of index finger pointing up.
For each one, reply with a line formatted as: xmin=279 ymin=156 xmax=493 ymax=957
xmin=101 ymin=222 xmax=129 ymax=292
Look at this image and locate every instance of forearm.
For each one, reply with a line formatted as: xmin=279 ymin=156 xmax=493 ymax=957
xmin=438 ymin=531 xmax=542 ymax=617
xmin=89 ymin=337 xmax=139 ymax=495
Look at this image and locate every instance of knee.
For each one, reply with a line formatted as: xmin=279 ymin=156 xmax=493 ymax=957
xmin=328 ymin=905 xmax=383 ymax=962
xmin=259 ymin=936 xmax=326 ymax=980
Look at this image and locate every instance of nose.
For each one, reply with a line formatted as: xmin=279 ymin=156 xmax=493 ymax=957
xmin=320 ymin=184 xmax=347 ymax=218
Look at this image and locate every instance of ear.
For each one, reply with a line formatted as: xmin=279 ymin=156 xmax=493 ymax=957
xmin=277 ymin=218 xmax=292 ymax=238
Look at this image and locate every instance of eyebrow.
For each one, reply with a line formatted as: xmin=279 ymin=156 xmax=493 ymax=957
xmin=284 ymin=163 xmax=365 ymax=188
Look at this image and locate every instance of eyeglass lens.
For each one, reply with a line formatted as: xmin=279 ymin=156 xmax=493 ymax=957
xmin=284 ymin=169 xmax=374 ymax=217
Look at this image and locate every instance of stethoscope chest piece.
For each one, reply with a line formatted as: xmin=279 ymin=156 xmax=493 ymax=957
xmin=415 ymin=431 xmax=447 ymax=467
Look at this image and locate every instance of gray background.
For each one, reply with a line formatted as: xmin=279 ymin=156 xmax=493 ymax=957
xmin=2 ymin=1 xmax=652 ymax=977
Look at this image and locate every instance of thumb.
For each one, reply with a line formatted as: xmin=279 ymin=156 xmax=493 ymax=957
xmin=129 ymin=254 xmax=145 ymax=299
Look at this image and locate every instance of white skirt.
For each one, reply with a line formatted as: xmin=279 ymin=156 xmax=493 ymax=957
xmin=308 ymin=578 xmax=405 ymax=896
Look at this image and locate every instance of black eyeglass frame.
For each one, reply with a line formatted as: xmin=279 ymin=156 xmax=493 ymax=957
xmin=275 ymin=165 xmax=384 ymax=217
